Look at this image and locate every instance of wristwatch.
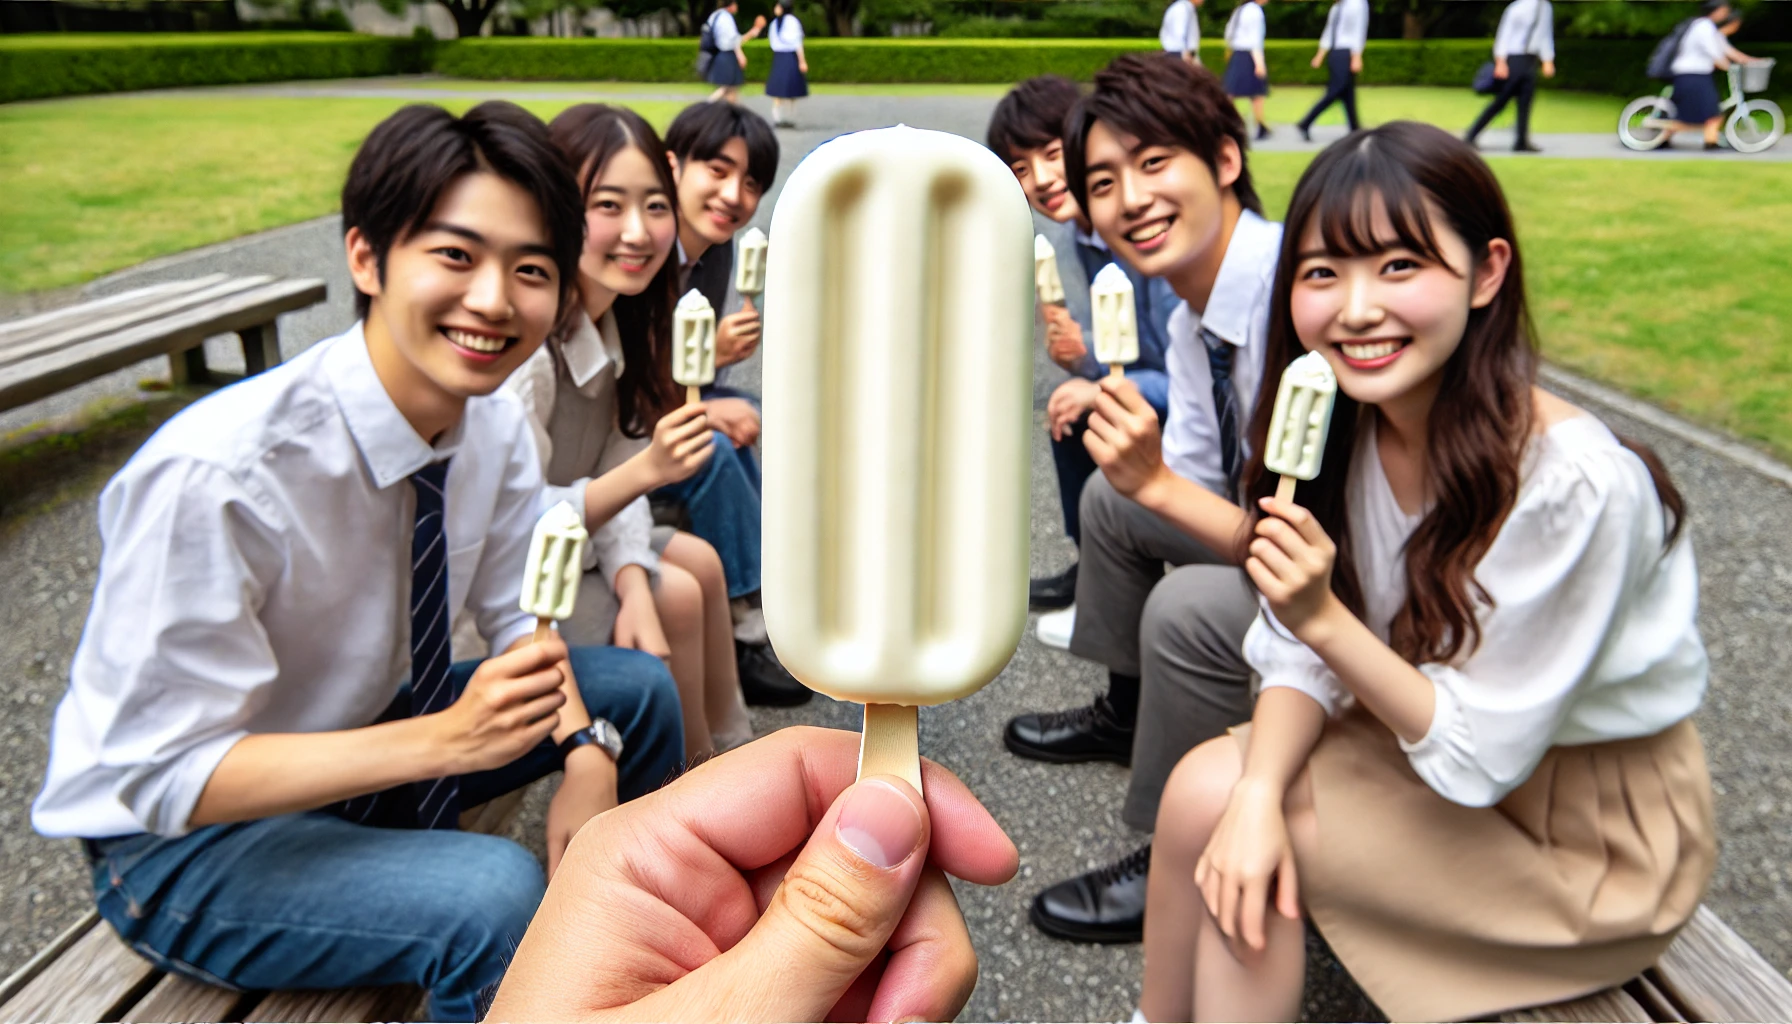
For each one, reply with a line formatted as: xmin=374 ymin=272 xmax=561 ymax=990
xmin=558 ymin=719 xmax=624 ymax=764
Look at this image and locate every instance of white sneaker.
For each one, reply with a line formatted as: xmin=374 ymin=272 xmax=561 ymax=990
xmin=1036 ymin=604 xmax=1075 ymax=650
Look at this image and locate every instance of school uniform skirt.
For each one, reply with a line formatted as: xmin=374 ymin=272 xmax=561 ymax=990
xmin=705 ymin=51 xmax=745 ymax=87
xmin=1241 ymin=708 xmax=1716 ymax=1022
xmin=1671 ymin=73 xmax=1721 ymax=124
xmin=766 ymin=50 xmax=808 ymax=98
xmin=1222 ymin=50 xmax=1268 ymax=97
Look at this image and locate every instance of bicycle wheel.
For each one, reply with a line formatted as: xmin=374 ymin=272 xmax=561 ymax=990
xmin=1619 ymin=95 xmax=1676 ymax=151
xmin=1725 ymin=100 xmax=1784 ymax=154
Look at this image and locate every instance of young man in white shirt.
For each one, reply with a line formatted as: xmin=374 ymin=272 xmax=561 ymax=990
xmin=1005 ymin=54 xmax=1282 ymax=944
xmin=31 ymin=102 xmax=684 ymax=1021
xmin=1297 ymin=0 xmax=1369 ymax=139
xmin=1466 ymin=0 xmax=1556 ymax=153
xmin=1159 ymin=0 xmax=1203 ymax=66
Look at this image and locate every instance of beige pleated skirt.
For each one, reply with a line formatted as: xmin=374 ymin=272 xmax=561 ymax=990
xmin=1260 ymin=710 xmax=1716 ymax=1022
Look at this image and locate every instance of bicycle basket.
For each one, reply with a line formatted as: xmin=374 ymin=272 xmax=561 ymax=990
xmin=1741 ymin=58 xmax=1774 ymax=94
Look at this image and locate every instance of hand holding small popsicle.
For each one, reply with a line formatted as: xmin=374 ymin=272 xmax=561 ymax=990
xmin=673 ymin=288 xmax=717 ymax=407
xmin=1246 ymin=350 xmax=1341 ymax=637
xmin=1090 ymin=263 xmax=1139 ymax=380
xmin=734 ymin=226 xmax=769 ymax=313
xmin=1034 ymin=233 xmax=1066 ymax=307
xmin=520 ymin=501 xmax=588 ymax=643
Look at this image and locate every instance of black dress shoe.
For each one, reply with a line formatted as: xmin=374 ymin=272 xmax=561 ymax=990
xmin=1514 ymin=141 xmax=1543 ymax=153
xmin=1004 ymin=696 xmax=1133 ymax=764
xmin=1030 ymin=843 xmax=1152 ymax=943
xmin=1256 ymin=124 xmax=1272 ymax=141
xmin=1028 ymin=562 xmax=1078 ymax=610
xmin=1297 ymin=123 xmax=1312 ymax=142
xmin=738 ymin=641 xmax=812 ymax=706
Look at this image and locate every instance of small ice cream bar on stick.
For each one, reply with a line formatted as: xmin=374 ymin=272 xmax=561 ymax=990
xmin=1262 ymin=350 xmax=1338 ymax=504
xmin=1033 ymin=233 xmax=1065 ymax=307
xmin=1090 ymin=262 xmax=1138 ymax=379
xmin=734 ymin=226 xmax=769 ymax=311
xmin=520 ymin=501 xmax=588 ymax=643
xmin=763 ymin=125 xmax=1034 ymax=793
xmin=672 ymin=288 xmax=717 ymax=406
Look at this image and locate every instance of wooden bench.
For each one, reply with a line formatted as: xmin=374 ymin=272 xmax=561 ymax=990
xmin=0 ymin=790 xmax=529 ymax=1024
xmin=0 ymin=274 xmax=327 ymax=414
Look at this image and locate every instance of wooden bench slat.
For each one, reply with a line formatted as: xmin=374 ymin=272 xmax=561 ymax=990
xmin=0 ymin=275 xmax=274 ymax=370
xmin=0 ymin=910 xmax=100 ymax=1007
xmin=0 ymin=277 xmax=228 ymax=347
xmin=1501 ymin=985 xmax=1653 ymax=1023
xmin=243 ymin=986 xmax=419 ymax=1023
xmin=0 ymin=279 xmax=326 ymax=413
xmin=1651 ymin=904 xmax=1792 ymax=1023
xmin=118 ymin=972 xmax=255 ymax=1023
xmin=0 ymin=918 xmax=160 ymax=1023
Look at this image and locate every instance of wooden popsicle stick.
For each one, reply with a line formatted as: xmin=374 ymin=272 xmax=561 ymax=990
xmin=532 ymin=617 xmax=552 ymax=643
xmin=859 ymin=703 xmax=922 ymax=794
xmin=686 ymin=384 xmax=701 ymax=406
xmin=1275 ymin=474 xmax=1298 ymax=504
xmin=1107 ymin=363 xmax=1124 ymax=379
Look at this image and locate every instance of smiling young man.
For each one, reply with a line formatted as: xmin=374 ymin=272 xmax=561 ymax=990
xmin=32 ymin=102 xmax=683 ymax=1021
xmin=1003 ymin=55 xmax=1284 ymax=945
xmin=987 ymin=75 xmax=1178 ymax=632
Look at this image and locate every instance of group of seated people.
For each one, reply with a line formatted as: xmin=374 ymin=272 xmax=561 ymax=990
xmin=31 ymin=52 xmax=1718 ymax=1024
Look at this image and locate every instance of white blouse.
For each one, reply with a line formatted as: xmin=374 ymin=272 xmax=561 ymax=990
xmin=1245 ymin=414 xmax=1707 ymax=808
xmin=1671 ymin=18 xmax=1728 ymax=77
xmin=1225 ymin=2 xmax=1267 ymax=55
xmin=769 ymin=14 xmax=804 ymax=51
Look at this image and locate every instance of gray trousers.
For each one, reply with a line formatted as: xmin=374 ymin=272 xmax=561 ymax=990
xmin=1066 ymin=473 xmax=1257 ymax=832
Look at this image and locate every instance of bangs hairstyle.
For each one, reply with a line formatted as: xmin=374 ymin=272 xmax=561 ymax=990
xmin=1062 ymin=53 xmax=1261 ymax=217
xmin=664 ymin=101 xmax=781 ymax=194
xmin=1240 ymin=121 xmax=1683 ymax=667
xmin=340 ymin=101 xmax=583 ymax=320
xmin=549 ymin=104 xmax=683 ymax=438
xmin=986 ymin=75 xmax=1082 ymax=166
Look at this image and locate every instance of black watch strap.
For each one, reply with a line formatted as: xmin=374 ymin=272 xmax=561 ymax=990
xmin=558 ymin=719 xmax=623 ymax=763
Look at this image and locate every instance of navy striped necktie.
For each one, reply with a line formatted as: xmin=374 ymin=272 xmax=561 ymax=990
xmin=408 ymin=459 xmax=459 ymax=830
xmin=1202 ymin=327 xmax=1242 ymax=502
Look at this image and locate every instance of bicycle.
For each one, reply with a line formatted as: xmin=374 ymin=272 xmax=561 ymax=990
xmin=1618 ymin=58 xmax=1783 ymax=153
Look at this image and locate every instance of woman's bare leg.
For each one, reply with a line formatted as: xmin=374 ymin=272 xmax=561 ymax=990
xmin=662 ymin=532 xmax=752 ymax=749
xmin=653 ymin=560 xmax=712 ymax=760
xmin=1252 ymin=95 xmax=1269 ymax=129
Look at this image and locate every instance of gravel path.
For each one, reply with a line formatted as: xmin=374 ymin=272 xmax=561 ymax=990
xmin=2 ymin=93 xmax=1786 ymax=1018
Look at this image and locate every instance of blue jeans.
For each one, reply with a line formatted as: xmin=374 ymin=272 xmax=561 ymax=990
xmin=85 ymin=646 xmax=683 ymax=1022
xmin=654 ymin=429 xmax=761 ymax=599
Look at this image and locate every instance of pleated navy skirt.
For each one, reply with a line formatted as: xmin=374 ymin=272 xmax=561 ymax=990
xmin=766 ymin=50 xmax=808 ymax=98
xmin=1223 ymin=50 xmax=1268 ymax=97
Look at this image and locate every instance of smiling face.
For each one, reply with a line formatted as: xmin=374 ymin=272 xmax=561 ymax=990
xmin=580 ymin=144 xmax=678 ymax=309
xmin=671 ymin=136 xmax=764 ymax=251
xmin=1081 ymin=118 xmax=1240 ymax=282
xmin=1288 ymin=194 xmax=1509 ymax=410
xmin=349 ymin=170 xmax=563 ymax=427
xmin=1008 ymin=140 xmax=1081 ymax=223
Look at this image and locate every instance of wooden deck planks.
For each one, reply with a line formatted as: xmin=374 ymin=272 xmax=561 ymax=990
xmin=1651 ymin=905 xmax=1792 ymax=1023
xmin=118 ymin=973 xmax=254 ymax=1023
xmin=0 ymin=919 xmax=159 ymax=1023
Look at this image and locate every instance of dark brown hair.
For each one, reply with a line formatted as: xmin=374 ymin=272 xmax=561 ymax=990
xmin=665 ymin=100 xmax=781 ymax=195
xmin=341 ymin=102 xmax=583 ymax=321
xmin=548 ymin=104 xmax=683 ymax=438
xmin=1061 ymin=52 xmax=1261 ymax=217
xmin=986 ymin=75 xmax=1082 ymax=166
xmin=1240 ymin=121 xmax=1684 ymax=665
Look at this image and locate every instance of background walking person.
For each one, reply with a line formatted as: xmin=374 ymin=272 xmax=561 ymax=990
xmin=1297 ymin=0 xmax=1367 ymax=140
xmin=1223 ymin=0 xmax=1272 ymax=139
xmin=700 ymin=0 xmax=765 ymax=105
xmin=1465 ymin=0 xmax=1555 ymax=153
xmin=1160 ymin=0 xmax=1203 ymax=66
xmin=1661 ymin=1 xmax=1762 ymax=149
xmin=765 ymin=2 xmax=809 ymax=128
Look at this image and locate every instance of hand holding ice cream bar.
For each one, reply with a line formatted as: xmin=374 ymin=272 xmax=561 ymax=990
xmin=520 ymin=501 xmax=588 ymax=643
xmin=734 ymin=226 xmax=769 ymax=311
xmin=763 ymin=125 xmax=1034 ymax=793
xmin=1263 ymin=350 xmax=1338 ymax=503
xmin=1090 ymin=263 xmax=1139 ymax=379
xmin=672 ymin=288 xmax=717 ymax=406
xmin=1033 ymin=233 xmax=1065 ymax=307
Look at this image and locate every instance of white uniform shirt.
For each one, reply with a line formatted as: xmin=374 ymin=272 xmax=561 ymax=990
xmin=1245 ymin=415 xmax=1708 ymax=808
xmin=1225 ymin=2 xmax=1267 ymax=55
xmin=1161 ymin=209 xmax=1282 ymax=500
xmin=1159 ymin=0 xmax=1200 ymax=55
xmin=769 ymin=13 xmax=804 ymax=51
xmin=33 ymin=325 xmax=545 ymax=839
xmin=1319 ymin=0 xmax=1370 ymax=54
xmin=1492 ymin=0 xmax=1554 ymax=61
xmin=1671 ymin=18 xmax=1728 ymax=76
xmin=708 ymin=8 xmax=741 ymax=51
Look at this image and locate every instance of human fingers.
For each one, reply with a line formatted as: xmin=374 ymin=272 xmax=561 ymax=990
xmin=673 ymin=430 xmax=716 ymax=463
xmin=486 ymin=632 xmax=569 ymax=679
xmin=1248 ymin=536 xmax=1301 ymax=584
xmin=1244 ymin=557 xmax=1290 ymax=605
xmin=1097 ymin=372 xmax=1147 ymax=413
xmin=490 ymin=663 xmax=572 ymax=707
xmin=1217 ymin=862 xmax=1241 ymax=942
xmin=664 ymin=410 xmax=712 ymax=447
xmin=859 ymin=867 xmax=979 ymax=1024
xmin=1241 ymin=869 xmax=1269 ymax=952
xmin=501 ymin=689 xmax=568 ymax=733
xmin=660 ymin=402 xmax=709 ymax=431
xmin=1277 ymin=849 xmax=1301 ymax=921
xmin=1259 ymin=497 xmax=1330 ymax=550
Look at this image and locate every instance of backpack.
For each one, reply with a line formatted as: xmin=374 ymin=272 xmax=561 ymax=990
xmin=696 ymin=9 xmax=719 ymax=76
xmin=1647 ymin=18 xmax=1696 ymax=81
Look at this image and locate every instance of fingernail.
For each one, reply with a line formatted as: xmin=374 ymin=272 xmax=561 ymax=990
xmin=835 ymin=778 xmax=923 ymax=870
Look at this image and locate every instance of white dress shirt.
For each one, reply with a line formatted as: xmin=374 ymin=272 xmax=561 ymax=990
xmin=33 ymin=325 xmax=545 ymax=839
xmin=1492 ymin=0 xmax=1554 ymax=61
xmin=1159 ymin=0 xmax=1199 ymax=55
xmin=708 ymin=7 xmax=741 ymax=51
xmin=1225 ymin=2 xmax=1267 ymax=55
xmin=769 ymin=13 xmax=804 ymax=51
xmin=505 ymin=309 xmax=657 ymax=586
xmin=1161 ymin=208 xmax=1282 ymax=500
xmin=1671 ymin=18 xmax=1727 ymax=76
xmin=1320 ymin=0 xmax=1369 ymax=54
xmin=1245 ymin=415 xmax=1708 ymax=808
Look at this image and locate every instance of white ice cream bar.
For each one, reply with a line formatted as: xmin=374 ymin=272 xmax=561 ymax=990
xmin=735 ymin=226 xmax=769 ymax=296
xmin=519 ymin=501 xmax=588 ymax=620
xmin=672 ymin=288 xmax=717 ymax=388
xmin=1263 ymin=351 xmax=1338 ymax=481
xmin=1090 ymin=263 xmax=1139 ymax=367
xmin=762 ymin=125 xmax=1034 ymax=707
xmin=1033 ymin=233 xmax=1065 ymax=306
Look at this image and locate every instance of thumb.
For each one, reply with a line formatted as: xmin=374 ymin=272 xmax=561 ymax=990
xmin=664 ymin=776 xmax=931 ymax=1022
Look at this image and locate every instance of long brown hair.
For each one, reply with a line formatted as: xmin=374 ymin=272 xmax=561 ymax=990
xmin=547 ymin=104 xmax=682 ymax=438
xmin=1240 ymin=122 xmax=1683 ymax=665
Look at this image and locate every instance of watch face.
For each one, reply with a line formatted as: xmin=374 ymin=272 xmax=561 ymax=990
xmin=595 ymin=721 xmax=625 ymax=759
